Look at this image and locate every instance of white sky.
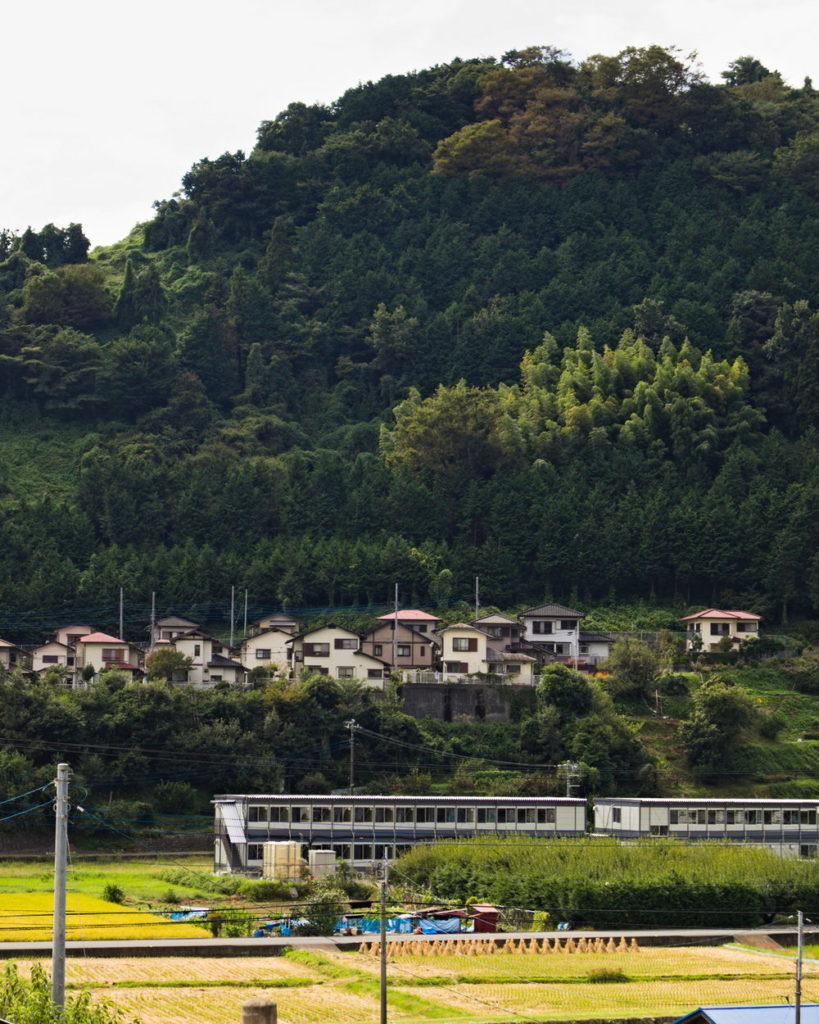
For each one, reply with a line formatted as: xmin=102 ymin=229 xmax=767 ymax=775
xmin=4 ymin=0 xmax=817 ymax=248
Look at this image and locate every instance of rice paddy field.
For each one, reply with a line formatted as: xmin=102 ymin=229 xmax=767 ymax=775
xmin=0 ymin=892 xmax=207 ymax=941
xmin=7 ymin=942 xmax=819 ymax=1024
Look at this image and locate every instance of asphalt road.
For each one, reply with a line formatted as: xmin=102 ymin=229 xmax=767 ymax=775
xmin=0 ymin=926 xmax=814 ymax=958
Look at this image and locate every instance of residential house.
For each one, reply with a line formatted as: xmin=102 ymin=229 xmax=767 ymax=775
xmin=360 ymin=621 xmax=437 ymax=670
xmin=680 ymin=609 xmax=761 ymax=652
xmin=578 ymin=631 xmax=616 ymax=665
xmin=53 ymin=624 xmax=94 ymax=647
xmin=472 ymin=613 xmax=523 ymax=644
xmin=485 ymin=645 xmax=536 ymax=684
xmin=0 ymin=639 xmax=24 ymax=672
xmin=288 ymin=625 xmax=389 ymax=687
xmin=438 ymin=624 xmax=491 ymax=680
xmin=672 ymin=1006 xmax=819 ymax=1024
xmin=518 ymin=603 xmax=583 ymax=662
xmin=32 ymin=641 xmax=76 ymax=677
xmin=238 ymin=628 xmax=293 ymax=676
xmin=149 ymin=615 xmax=200 ymax=646
xmin=377 ymin=609 xmax=442 ymax=635
xmin=170 ymin=630 xmax=238 ymax=687
xmin=75 ymin=632 xmax=144 ymax=681
xmin=248 ymin=613 xmax=303 ymax=637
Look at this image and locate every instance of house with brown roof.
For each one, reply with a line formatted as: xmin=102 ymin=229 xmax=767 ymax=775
xmin=438 ymin=623 xmax=536 ymax=683
xmin=31 ymin=640 xmax=77 ymax=679
xmin=472 ymin=613 xmax=522 ymax=643
xmin=680 ymin=609 xmax=761 ymax=652
xmin=0 ymin=638 xmax=25 ymax=672
xmin=518 ymin=603 xmax=583 ymax=662
xmin=377 ymin=609 xmax=442 ymax=634
xmin=360 ymin=621 xmax=438 ymax=670
xmin=248 ymin=613 xmax=303 ymax=637
xmin=238 ymin=627 xmax=293 ymax=676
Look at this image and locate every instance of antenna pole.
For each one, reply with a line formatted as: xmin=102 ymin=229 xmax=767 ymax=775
xmin=119 ymin=587 xmax=124 ymax=641
xmin=230 ymin=586 xmax=235 ymax=648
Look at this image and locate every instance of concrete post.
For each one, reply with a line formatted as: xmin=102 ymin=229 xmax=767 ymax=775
xmin=242 ymin=999 xmax=277 ymax=1024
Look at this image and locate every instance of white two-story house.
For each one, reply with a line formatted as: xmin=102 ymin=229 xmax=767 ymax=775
xmin=680 ymin=609 xmax=761 ymax=652
xmin=518 ymin=603 xmax=582 ymax=663
xmin=287 ymin=625 xmax=389 ymax=687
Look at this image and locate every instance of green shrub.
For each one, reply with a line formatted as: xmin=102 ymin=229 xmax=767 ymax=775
xmin=102 ymin=883 xmax=124 ymax=904
xmin=207 ymin=908 xmax=254 ymax=938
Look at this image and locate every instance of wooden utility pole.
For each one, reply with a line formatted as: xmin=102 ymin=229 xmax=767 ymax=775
xmin=379 ymin=858 xmax=388 ymax=1024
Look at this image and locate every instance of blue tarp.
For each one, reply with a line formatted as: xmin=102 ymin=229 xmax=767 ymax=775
xmin=418 ymin=918 xmax=462 ymax=934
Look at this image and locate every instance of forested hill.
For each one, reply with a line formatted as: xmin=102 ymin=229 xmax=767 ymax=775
xmin=2 ymin=45 xmax=819 ymax=626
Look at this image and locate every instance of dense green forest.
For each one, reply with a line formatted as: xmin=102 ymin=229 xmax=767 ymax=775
xmin=2 ymin=45 xmax=819 ymax=625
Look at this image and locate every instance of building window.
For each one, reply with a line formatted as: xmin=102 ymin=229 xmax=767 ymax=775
xmin=367 ymin=669 xmax=382 ymax=679
xmin=213 ymin=644 xmax=223 ymax=654
xmin=354 ymin=807 xmax=373 ymax=822
xmin=436 ymin=807 xmax=456 ymax=823
xmin=396 ymin=807 xmax=414 ymax=823
xmin=194 ymin=644 xmax=201 ymax=657
xmin=415 ymin=807 xmax=434 ymax=823
xmin=337 ymin=667 xmax=354 ymax=678
xmin=334 ymin=807 xmax=351 ymax=822
xmin=612 ymin=808 xmax=622 ymax=824
xmin=477 ymin=808 xmax=495 ymax=824
xmin=533 ymin=621 xmax=553 ymax=634
xmin=249 ymin=806 xmax=268 ymax=822
xmin=102 ymin=648 xmax=126 ymax=663
xmin=457 ymin=808 xmax=474 ymax=823
xmin=303 ymin=643 xmax=330 ymax=657
xmin=506 ymin=664 xmax=521 ymax=674
xmin=334 ymin=638 xmax=357 ymax=650
xmin=247 ymin=844 xmax=263 ymax=860
xmin=538 ymin=808 xmax=556 ymax=823
xmin=375 ymin=808 xmax=393 ymax=823
xmin=353 ymin=844 xmax=373 ymax=861
xmin=312 ymin=807 xmax=331 ymax=822
xmin=452 ymin=637 xmax=477 ymax=652
xmin=373 ymin=644 xmax=383 ymax=656
xmin=420 ymin=646 xmax=426 ymax=657
xmin=269 ymin=807 xmax=289 ymax=822
xmin=397 ymin=645 xmax=410 ymax=657
xmin=256 ymin=649 xmax=271 ymax=659
xmin=42 ymin=655 xmax=59 ymax=664
xmin=710 ymin=623 xmax=729 ymax=635
xmin=415 ymin=624 xmax=428 ymax=632
xmin=560 ymin=620 xmax=575 ymax=630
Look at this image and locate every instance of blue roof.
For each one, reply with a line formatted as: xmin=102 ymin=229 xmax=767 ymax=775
xmin=674 ymin=1006 xmax=819 ymax=1024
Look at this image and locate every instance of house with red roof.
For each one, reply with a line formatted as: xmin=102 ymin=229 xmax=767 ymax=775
xmin=680 ymin=608 xmax=761 ymax=652
xmin=360 ymin=620 xmax=438 ymax=670
xmin=75 ymin=632 xmax=144 ymax=681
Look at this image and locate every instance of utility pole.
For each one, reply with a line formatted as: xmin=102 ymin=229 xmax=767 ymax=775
xmin=230 ymin=586 xmax=235 ymax=648
xmin=392 ymin=583 xmax=398 ymax=668
xmin=243 ymin=589 xmax=249 ymax=638
xmin=52 ymin=763 xmax=70 ymax=1009
xmin=379 ymin=857 xmax=388 ymax=1024
xmin=118 ymin=587 xmax=124 ymax=641
xmin=150 ymin=591 xmax=156 ymax=648
xmin=346 ymin=719 xmax=357 ymax=794
xmin=475 ymin=576 xmax=479 ymax=622
xmin=796 ymin=909 xmax=804 ymax=1024
xmin=559 ymin=761 xmax=581 ymax=798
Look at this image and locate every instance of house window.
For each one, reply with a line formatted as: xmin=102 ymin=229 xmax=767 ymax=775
xmin=213 ymin=644 xmax=223 ymax=654
xmin=42 ymin=655 xmax=59 ymax=664
xmin=612 ymin=808 xmax=622 ymax=824
xmin=737 ymin=622 xmax=758 ymax=633
xmin=397 ymin=645 xmax=410 ymax=657
xmin=373 ymin=644 xmax=383 ymax=656
xmin=337 ymin=667 xmax=354 ymax=678
xmin=171 ymin=670 xmax=188 ymax=683
xmin=452 ymin=637 xmax=477 ymax=652
xmin=579 ymin=645 xmax=589 ymax=654
xmin=367 ymin=669 xmax=382 ymax=679
xmin=67 ymin=657 xmax=75 ymax=666
xmin=533 ymin=621 xmax=553 ymax=634
xmin=710 ymin=623 xmax=729 ymax=635
xmin=334 ymin=638 xmax=357 ymax=650
xmin=560 ymin=620 xmax=575 ymax=630
xmin=506 ymin=664 xmax=521 ymax=674
xmin=256 ymin=649 xmax=271 ymax=659
xmin=102 ymin=649 xmax=125 ymax=663
xmin=303 ymin=643 xmax=330 ymax=657
xmin=194 ymin=644 xmax=201 ymax=657
xmin=211 ymin=675 xmax=222 ymax=682
xmin=420 ymin=646 xmax=426 ymax=657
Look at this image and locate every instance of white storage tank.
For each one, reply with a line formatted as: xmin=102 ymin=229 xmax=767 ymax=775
xmin=308 ymin=848 xmax=337 ymax=879
xmin=262 ymin=840 xmax=303 ymax=881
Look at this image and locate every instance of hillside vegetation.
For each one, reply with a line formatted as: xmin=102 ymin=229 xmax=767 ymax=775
xmin=0 ymin=46 xmax=818 ymax=623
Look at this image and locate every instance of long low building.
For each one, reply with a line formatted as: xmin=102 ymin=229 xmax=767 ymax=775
xmin=594 ymin=798 xmax=819 ymax=857
xmin=213 ymin=794 xmax=588 ymax=873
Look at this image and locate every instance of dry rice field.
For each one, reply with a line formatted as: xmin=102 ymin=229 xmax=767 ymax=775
xmin=8 ymin=941 xmax=819 ymax=1024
